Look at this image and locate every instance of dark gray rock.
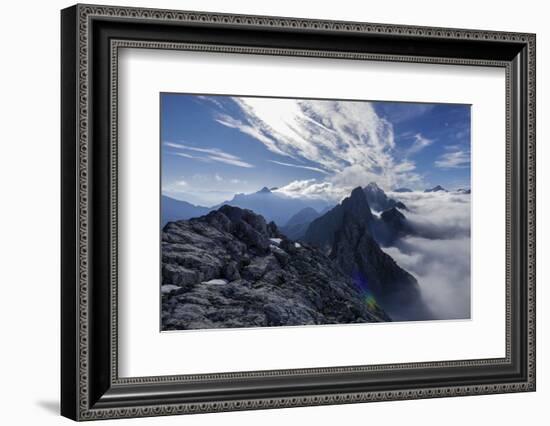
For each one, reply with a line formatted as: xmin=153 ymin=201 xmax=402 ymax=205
xmin=304 ymin=187 xmax=431 ymax=321
xmin=263 ymin=303 xmax=290 ymax=325
xmin=330 ymin=213 xmax=419 ymax=304
xmin=162 ymin=263 xmax=198 ymax=287
xmin=373 ymin=206 xmax=415 ymax=246
xmin=363 ymin=182 xmax=406 ymax=212
xmin=303 ymin=187 xmax=374 ymax=251
xmin=161 ymin=205 xmax=391 ymax=330
xmin=223 ymin=261 xmax=240 ymax=281
xmin=394 ymin=201 xmax=408 ymax=211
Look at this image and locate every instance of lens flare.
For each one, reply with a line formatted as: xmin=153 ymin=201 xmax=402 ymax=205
xmin=352 ymin=269 xmax=379 ymax=310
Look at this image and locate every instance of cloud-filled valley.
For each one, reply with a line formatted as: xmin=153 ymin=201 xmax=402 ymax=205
xmin=382 ymin=192 xmax=471 ymax=320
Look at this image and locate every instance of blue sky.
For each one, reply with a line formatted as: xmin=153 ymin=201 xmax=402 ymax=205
xmin=161 ymin=93 xmax=471 ymax=207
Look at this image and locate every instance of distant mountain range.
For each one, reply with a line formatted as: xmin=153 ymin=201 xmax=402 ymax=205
xmin=424 ymin=185 xmax=448 ymax=193
xmin=162 ymin=182 xmax=469 ymax=228
xmin=162 ymin=187 xmax=331 ymax=227
xmin=280 ymin=207 xmax=320 ymax=240
xmin=213 ymin=187 xmax=331 ymax=226
xmin=393 ymin=186 xmax=470 ymax=194
xmin=162 ymin=181 xmax=470 ymax=226
xmin=161 ymin=196 xmax=209 ymax=226
xmin=423 ymin=185 xmax=472 ymax=194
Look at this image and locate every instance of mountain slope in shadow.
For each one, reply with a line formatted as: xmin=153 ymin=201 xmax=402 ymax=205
xmin=280 ymin=207 xmax=320 ymax=240
xmin=303 ymin=187 xmax=431 ymax=321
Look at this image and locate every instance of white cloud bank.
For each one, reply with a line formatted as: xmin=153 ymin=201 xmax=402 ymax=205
xmin=383 ymin=192 xmax=471 ymax=319
xmin=216 ymin=97 xmax=426 ymax=201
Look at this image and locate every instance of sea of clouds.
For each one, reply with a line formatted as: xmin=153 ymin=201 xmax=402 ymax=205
xmin=383 ymin=191 xmax=471 ymax=320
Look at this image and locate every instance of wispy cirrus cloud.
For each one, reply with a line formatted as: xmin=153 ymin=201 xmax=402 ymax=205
xmin=165 ymin=141 xmax=255 ymax=168
xmin=196 ymin=95 xmax=225 ymax=110
xmin=268 ymin=160 xmax=330 ymax=175
xmin=214 ymin=114 xmax=290 ymax=158
xmin=406 ymin=133 xmax=433 ymax=156
xmin=214 ymin=97 xmax=424 ymax=200
xmin=435 ymin=150 xmax=470 ymax=169
xmin=173 ymin=152 xmax=196 ymax=159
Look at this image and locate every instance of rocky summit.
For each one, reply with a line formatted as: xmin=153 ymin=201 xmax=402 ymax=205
xmin=303 ymin=187 xmax=375 ymax=251
xmin=303 ymin=188 xmax=424 ymax=317
xmin=161 ymin=205 xmax=390 ymax=330
xmin=363 ymin=182 xmax=405 ymax=212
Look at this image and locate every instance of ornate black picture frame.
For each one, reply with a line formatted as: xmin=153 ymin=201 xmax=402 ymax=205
xmin=61 ymin=4 xmax=536 ymax=421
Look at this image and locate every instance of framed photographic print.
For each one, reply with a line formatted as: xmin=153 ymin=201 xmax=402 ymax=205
xmin=61 ymin=4 xmax=536 ymax=421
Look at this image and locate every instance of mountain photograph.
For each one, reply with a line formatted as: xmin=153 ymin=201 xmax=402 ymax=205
xmin=160 ymin=94 xmax=472 ymax=330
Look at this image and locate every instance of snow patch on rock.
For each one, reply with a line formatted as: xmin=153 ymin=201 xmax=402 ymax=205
xmin=201 ymin=278 xmax=228 ymax=286
xmin=161 ymin=284 xmax=181 ymax=294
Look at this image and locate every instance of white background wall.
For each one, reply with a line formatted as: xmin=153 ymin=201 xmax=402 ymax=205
xmin=0 ymin=0 xmax=546 ymax=424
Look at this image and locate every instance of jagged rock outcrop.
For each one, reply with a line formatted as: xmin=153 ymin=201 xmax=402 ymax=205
xmin=456 ymin=188 xmax=471 ymax=194
xmin=161 ymin=205 xmax=390 ymax=330
xmin=375 ymin=207 xmax=415 ymax=246
xmin=330 ymin=213 xmax=419 ymax=308
xmin=394 ymin=201 xmax=408 ymax=211
xmin=304 ymin=187 xmax=430 ymax=320
xmin=363 ymin=182 xmax=406 ymax=212
xmin=280 ymin=207 xmax=320 ymax=240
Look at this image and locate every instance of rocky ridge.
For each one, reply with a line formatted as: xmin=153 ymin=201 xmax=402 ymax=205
xmin=304 ymin=187 xmax=424 ymax=317
xmin=161 ymin=205 xmax=390 ymax=330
